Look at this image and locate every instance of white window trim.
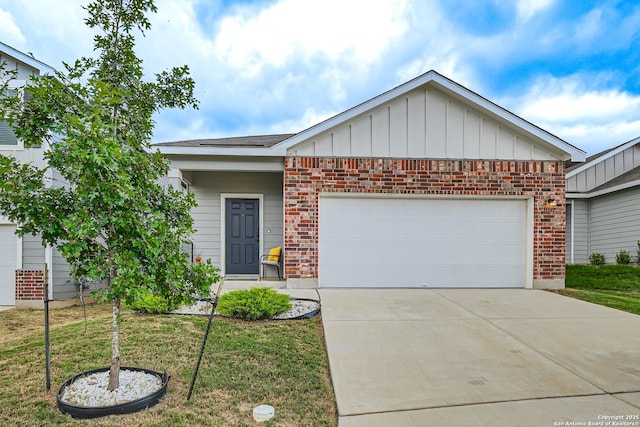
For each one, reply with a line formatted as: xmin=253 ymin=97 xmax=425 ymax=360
xmin=0 ymin=79 xmax=26 ymax=150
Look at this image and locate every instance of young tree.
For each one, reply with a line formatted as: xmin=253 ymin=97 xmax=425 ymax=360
xmin=0 ymin=0 xmax=218 ymax=391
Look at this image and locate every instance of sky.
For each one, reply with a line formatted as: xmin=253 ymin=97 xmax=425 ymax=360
xmin=1 ymin=0 xmax=639 ymax=156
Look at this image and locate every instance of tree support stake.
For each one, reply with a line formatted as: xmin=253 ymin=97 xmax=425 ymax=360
xmin=187 ymin=279 xmax=224 ymax=401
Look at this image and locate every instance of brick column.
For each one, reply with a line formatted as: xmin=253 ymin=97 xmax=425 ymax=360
xmin=15 ymin=270 xmax=46 ymax=301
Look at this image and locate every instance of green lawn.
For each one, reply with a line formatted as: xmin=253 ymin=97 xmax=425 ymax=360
xmin=558 ymin=264 xmax=640 ymax=315
xmin=0 ymin=304 xmax=337 ymax=426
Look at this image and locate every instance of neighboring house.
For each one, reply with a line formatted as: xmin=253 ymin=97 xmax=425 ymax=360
xmin=566 ymin=137 xmax=640 ymax=264
xmin=156 ymin=70 xmax=586 ymax=290
xmin=0 ymin=42 xmax=79 ymax=308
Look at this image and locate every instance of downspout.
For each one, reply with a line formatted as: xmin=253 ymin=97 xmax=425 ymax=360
xmin=45 ymin=167 xmax=54 ymax=299
xmin=570 ymin=199 xmax=575 ymax=265
xmin=45 ymin=245 xmax=53 ymax=299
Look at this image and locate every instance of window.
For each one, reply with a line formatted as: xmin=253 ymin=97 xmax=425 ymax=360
xmin=0 ymin=81 xmax=25 ymax=147
xmin=0 ymin=120 xmax=18 ymax=145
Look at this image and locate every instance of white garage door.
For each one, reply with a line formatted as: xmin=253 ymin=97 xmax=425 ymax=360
xmin=0 ymin=225 xmax=17 ymax=305
xmin=319 ymin=197 xmax=528 ymax=288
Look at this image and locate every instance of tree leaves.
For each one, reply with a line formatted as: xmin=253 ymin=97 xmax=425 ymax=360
xmin=0 ymin=0 xmax=217 ymax=313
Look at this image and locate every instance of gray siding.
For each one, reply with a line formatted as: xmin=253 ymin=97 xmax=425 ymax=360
xmin=588 ymin=187 xmax=640 ymax=263
xmin=566 ymin=200 xmax=590 ymax=264
xmin=22 ymin=233 xmax=45 ymax=269
xmin=51 ymin=246 xmax=77 ymax=300
xmin=189 ymin=171 xmax=284 ymax=277
xmin=49 ymin=168 xmax=77 ymax=300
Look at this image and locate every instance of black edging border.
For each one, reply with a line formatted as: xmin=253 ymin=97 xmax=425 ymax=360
xmin=57 ymin=367 xmax=169 ymax=419
xmin=277 ymin=298 xmax=321 ymax=320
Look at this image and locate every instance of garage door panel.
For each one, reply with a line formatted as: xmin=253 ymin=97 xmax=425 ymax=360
xmin=319 ymin=198 xmax=527 ymax=288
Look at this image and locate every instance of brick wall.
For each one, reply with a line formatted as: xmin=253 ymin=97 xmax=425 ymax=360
xmin=284 ymin=157 xmax=566 ymax=283
xmin=15 ymin=270 xmax=46 ymax=301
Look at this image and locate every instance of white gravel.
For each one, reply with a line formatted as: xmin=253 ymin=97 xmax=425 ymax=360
xmin=170 ymin=298 xmax=320 ymax=319
xmin=59 ymin=369 xmax=163 ymax=407
xmin=273 ymin=299 xmax=320 ymax=319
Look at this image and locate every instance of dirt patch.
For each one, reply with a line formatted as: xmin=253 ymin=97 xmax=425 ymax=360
xmin=0 ymin=303 xmax=112 ymax=346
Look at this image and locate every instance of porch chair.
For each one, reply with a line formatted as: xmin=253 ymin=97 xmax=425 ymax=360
xmin=260 ymin=246 xmax=283 ymax=280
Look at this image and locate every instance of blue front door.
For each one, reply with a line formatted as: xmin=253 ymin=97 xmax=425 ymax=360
xmin=225 ymin=198 xmax=259 ymax=275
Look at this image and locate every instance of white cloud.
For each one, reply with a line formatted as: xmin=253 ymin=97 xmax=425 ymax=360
xmin=0 ymin=1 xmax=93 ymax=67
xmin=266 ymin=107 xmax=336 ymax=135
xmin=520 ymin=76 xmax=640 ymax=124
xmin=574 ymin=8 xmax=603 ymax=43
xmin=516 ymin=0 xmax=555 ymax=22
xmin=0 ymin=9 xmax=25 ymax=47
xmin=509 ymin=74 xmax=640 ymax=154
xmin=2 ymin=0 xmax=638 ymax=156
xmin=213 ymin=0 xmax=409 ymax=77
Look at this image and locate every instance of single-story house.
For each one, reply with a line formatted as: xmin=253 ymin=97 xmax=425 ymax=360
xmin=1 ymin=40 xmax=587 ymax=306
xmin=566 ymin=137 xmax=640 ymax=264
xmin=157 ymin=70 xmax=586 ymax=290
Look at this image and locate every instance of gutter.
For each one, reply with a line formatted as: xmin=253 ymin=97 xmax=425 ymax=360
xmin=566 ymin=179 xmax=640 ymax=199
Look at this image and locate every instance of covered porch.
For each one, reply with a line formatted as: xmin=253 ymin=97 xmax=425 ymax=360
xmin=163 ymin=148 xmax=287 ymax=282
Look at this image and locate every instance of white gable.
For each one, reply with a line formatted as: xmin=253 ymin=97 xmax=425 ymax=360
xmin=287 ymin=83 xmax=571 ymax=161
xmin=0 ymin=41 xmax=55 ymax=78
xmin=567 ymin=137 xmax=640 ymax=193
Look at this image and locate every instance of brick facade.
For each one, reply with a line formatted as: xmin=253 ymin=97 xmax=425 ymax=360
xmin=15 ymin=270 xmax=46 ymax=301
xmin=284 ymin=157 xmax=566 ymax=285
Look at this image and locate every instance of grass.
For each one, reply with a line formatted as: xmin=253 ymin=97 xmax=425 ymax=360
xmin=558 ymin=264 xmax=640 ymax=315
xmin=0 ymin=303 xmax=337 ymax=426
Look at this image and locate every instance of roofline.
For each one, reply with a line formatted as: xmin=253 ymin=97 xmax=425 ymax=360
xmin=567 ymin=178 xmax=640 ymax=199
xmin=566 ymin=135 xmax=640 ymax=179
xmin=155 ymin=70 xmax=587 ymax=161
xmin=154 ymin=145 xmax=286 ymax=157
xmin=272 ymin=70 xmax=586 ymax=162
xmin=0 ymin=41 xmax=56 ymax=75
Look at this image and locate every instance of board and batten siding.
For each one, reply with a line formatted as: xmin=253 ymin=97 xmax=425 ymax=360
xmin=189 ymin=171 xmax=283 ymax=277
xmin=566 ymin=199 xmax=590 ymax=264
xmin=567 ymin=144 xmax=640 ymax=193
xmin=288 ymin=86 xmax=564 ymax=161
xmin=587 ymin=187 xmax=640 ymax=263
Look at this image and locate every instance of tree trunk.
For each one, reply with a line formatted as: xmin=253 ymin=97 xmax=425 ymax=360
xmin=108 ymin=297 xmax=121 ymax=391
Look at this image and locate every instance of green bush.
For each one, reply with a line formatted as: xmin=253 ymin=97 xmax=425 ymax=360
xmin=217 ymin=287 xmax=291 ymax=320
xmin=589 ymin=252 xmax=606 ymax=266
xmin=616 ymin=249 xmax=631 ymax=265
xmin=125 ymin=292 xmax=179 ymax=314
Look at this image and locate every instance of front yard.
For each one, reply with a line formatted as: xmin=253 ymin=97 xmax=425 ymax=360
xmin=0 ymin=304 xmax=337 ymax=426
xmin=559 ymin=264 xmax=640 ymax=315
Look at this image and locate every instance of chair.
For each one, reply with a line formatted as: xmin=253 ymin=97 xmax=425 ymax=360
xmin=260 ymin=247 xmax=283 ymax=280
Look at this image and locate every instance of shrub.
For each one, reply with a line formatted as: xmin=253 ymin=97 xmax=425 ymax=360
xmin=589 ymin=252 xmax=606 ymax=266
xmin=125 ymin=292 xmax=179 ymax=314
xmin=217 ymin=287 xmax=291 ymax=320
xmin=616 ymin=249 xmax=631 ymax=265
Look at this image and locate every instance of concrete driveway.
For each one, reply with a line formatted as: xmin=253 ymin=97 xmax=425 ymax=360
xmin=319 ymin=289 xmax=640 ymax=426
